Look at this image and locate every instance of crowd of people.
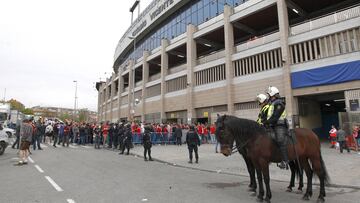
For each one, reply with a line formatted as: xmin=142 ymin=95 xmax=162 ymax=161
xmin=328 ymin=124 xmax=360 ymax=153
xmin=10 ymin=116 xmax=218 ymax=165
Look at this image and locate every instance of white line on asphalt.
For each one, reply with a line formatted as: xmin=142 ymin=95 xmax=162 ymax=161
xmin=34 ymin=165 xmax=44 ymax=173
xmin=28 ymin=156 xmax=35 ymax=163
xmin=45 ymin=176 xmax=63 ymax=192
xmin=69 ymin=145 xmax=78 ymax=149
xmin=80 ymin=145 xmax=91 ymax=149
xmin=67 ymin=199 xmax=76 ymax=203
xmin=40 ymin=144 xmax=48 ymax=148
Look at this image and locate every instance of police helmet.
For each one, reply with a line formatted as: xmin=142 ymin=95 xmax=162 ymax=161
xmin=256 ymin=94 xmax=268 ymax=104
xmin=266 ymin=86 xmax=279 ymax=97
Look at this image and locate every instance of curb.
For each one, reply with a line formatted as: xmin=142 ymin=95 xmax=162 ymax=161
xmin=129 ymin=151 xmax=360 ymax=190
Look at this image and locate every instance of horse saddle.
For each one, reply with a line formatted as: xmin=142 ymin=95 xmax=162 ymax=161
xmin=266 ymin=128 xmax=297 ymax=145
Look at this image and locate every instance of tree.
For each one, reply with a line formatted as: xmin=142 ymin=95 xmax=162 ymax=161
xmin=59 ymin=113 xmax=71 ymax=121
xmin=7 ymin=99 xmax=25 ymax=112
xmin=22 ymin=108 xmax=34 ymax=115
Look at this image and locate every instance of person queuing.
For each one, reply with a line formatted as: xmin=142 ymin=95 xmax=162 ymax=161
xmin=186 ymin=125 xmax=200 ymax=164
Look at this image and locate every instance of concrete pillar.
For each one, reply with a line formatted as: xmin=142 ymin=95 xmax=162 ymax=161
xmin=97 ymin=85 xmax=102 ymax=122
xmin=104 ymin=81 xmax=109 ymax=122
xmin=117 ymin=69 xmax=122 ymax=121
xmin=160 ymin=39 xmax=169 ymax=122
xmin=186 ymin=24 xmax=197 ymax=124
xmin=277 ymin=0 xmax=297 ymax=128
xmin=141 ymin=51 xmax=150 ymax=123
xmin=128 ymin=60 xmax=135 ymax=121
xmin=224 ymin=5 xmax=235 ymax=115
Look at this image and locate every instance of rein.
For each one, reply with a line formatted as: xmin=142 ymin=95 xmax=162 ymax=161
xmin=231 ymin=139 xmax=250 ymax=155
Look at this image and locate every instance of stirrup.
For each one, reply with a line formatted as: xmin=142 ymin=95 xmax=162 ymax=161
xmin=278 ymin=161 xmax=288 ymax=170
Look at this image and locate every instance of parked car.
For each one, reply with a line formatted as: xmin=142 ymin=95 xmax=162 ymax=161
xmin=0 ymin=124 xmax=9 ymax=155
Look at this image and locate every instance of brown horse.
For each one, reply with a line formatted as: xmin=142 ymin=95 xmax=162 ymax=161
xmin=215 ymin=115 xmax=329 ymax=203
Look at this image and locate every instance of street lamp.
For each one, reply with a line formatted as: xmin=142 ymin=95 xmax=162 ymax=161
xmin=73 ymin=80 xmax=78 ymax=121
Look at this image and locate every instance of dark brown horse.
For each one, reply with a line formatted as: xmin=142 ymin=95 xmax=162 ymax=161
xmin=215 ymin=115 xmax=329 ymax=203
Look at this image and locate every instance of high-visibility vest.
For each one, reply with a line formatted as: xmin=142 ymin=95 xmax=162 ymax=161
xmin=257 ymin=104 xmax=270 ymax=124
xmin=267 ymin=101 xmax=286 ymax=121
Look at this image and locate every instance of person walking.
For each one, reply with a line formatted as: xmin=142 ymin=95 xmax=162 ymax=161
xmin=17 ymin=119 xmax=33 ymax=165
xmin=142 ymin=125 xmax=153 ymax=161
xmin=337 ymin=127 xmax=350 ymax=153
xmin=186 ymin=125 xmax=200 ymax=164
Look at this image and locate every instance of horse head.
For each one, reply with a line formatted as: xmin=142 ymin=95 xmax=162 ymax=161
xmin=215 ymin=114 xmax=234 ymax=157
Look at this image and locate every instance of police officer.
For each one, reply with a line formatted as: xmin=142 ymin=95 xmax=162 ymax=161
xmin=142 ymin=125 xmax=153 ymax=161
xmin=120 ymin=123 xmax=132 ymax=155
xmin=256 ymin=93 xmax=270 ymax=125
xmin=186 ymin=125 xmax=200 ymax=164
xmin=263 ymin=86 xmax=289 ymax=169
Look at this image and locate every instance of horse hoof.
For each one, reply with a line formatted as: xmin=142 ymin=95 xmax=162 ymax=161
xmin=296 ymin=189 xmax=303 ymax=194
xmin=286 ymin=187 xmax=292 ymax=192
xmin=256 ymin=197 xmax=263 ymax=202
xmin=264 ymin=197 xmax=271 ymax=203
xmin=302 ymin=195 xmax=310 ymax=201
xmin=248 ymin=188 xmax=256 ymax=192
xmin=316 ymin=197 xmax=325 ymax=203
xmin=250 ymin=192 xmax=257 ymax=197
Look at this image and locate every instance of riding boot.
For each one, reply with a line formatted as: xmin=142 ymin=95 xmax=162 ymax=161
xmin=279 ymin=144 xmax=289 ymax=170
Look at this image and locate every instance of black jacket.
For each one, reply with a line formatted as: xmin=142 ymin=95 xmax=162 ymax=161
xmin=186 ymin=130 xmax=200 ymax=147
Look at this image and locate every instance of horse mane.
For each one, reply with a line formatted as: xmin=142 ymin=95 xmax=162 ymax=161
xmin=223 ymin=115 xmax=266 ymax=142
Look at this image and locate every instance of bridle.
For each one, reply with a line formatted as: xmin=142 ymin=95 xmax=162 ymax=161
xmin=217 ymin=117 xmax=250 ymax=155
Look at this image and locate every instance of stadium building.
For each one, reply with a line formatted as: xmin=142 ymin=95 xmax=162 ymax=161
xmin=97 ymin=0 xmax=360 ymax=136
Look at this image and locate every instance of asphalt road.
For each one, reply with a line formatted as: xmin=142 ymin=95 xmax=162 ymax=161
xmin=1 ymin=144 xmax=359 ymax=203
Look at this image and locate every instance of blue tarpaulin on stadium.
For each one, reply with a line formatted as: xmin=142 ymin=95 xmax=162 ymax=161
xmin=291 ymin=60 xmax=360 ymax=89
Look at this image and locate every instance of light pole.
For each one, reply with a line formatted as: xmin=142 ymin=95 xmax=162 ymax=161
xmin=73 ymin=80 xmax=78 ymax=121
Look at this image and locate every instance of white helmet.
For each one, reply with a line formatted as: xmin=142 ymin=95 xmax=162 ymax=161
xmin=256 ymin=94 xmax=268 ymax=104
xmin=267 ymin=86 xmax=279 ymax=97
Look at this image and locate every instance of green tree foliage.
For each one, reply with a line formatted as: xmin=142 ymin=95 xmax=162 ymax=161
xmin=7 ymin=99 xmax=25 ymax=111
xmin=59 ymin=113 xmax=71 ymax=121
xmin=22 ymin=108 xmax=34 ymax=115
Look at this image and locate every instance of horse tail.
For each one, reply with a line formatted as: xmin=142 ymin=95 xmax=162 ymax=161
xmin=320 ymin=153 xmax=330 ymax=185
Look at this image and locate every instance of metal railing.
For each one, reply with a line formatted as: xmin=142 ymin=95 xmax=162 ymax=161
xmin=235 ymin=31 xmax=280 ymax=51
xmin=290 ymin=5 xmax=360 ymax=36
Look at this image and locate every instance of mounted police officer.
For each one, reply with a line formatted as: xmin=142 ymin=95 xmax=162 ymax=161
xmin=186 ymin=125 xmax=200 ymax=164
xmin=142 ymin=125 xmax=153 ymax=161
xmin=256 ymin=93 xmax=270 ymax=125
xmin=263 ymin=86 xmax=289 ymax=170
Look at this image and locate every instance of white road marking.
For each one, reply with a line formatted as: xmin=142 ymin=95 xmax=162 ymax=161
xmin=141 ymin=198 xmax=148 ymax=202
xmin=45 ymin=176 xmax=63 ymax=192
xmin=11 ymin=157 xmax=19 ymax=160
xmin=69 ymin=145 xmax=78 ymax=149
xmin=80 ymin=145 xmax=91 ymax=149
xmin=34 ymin=165 xmax=44 ymax=173
xmin=67 ymin=199 xmax=76 ymax=203
xmin=40 ymin=144 xmax=48 ymax=148
xmin=28 ymin=156 xmax=35 ymax=163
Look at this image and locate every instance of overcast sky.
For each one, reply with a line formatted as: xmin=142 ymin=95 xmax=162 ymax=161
xmin=0 ymin=0 xmax=152 ymax=111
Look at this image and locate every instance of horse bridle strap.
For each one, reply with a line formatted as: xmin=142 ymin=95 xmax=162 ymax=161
xmin=231 ymin=139 xmax=250 ymax=155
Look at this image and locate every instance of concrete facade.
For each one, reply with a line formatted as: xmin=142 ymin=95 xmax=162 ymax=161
xmin=98 ymin=0 xmax=360 ymax=127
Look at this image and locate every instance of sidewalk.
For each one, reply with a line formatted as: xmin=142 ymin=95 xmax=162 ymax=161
xmin=130 ymin=142 xmax=360 ymax=188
